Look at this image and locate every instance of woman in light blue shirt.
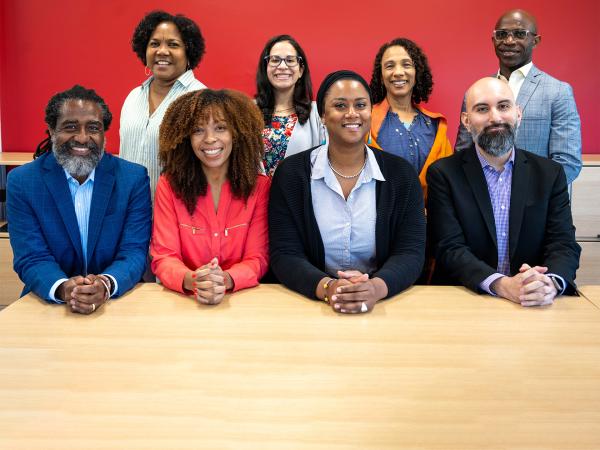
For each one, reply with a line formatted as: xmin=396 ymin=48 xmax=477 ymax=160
xmin=120 ymin=10 xmax=206 ymax=198
xmin=269 ymin=70 xmax=426 ymax=314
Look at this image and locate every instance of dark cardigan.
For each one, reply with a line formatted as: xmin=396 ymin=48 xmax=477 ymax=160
xmin=268 ymin=146 xmax=426 ymax=299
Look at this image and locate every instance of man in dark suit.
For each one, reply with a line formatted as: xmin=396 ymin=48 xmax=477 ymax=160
xmin=428 ymin=77 xmax=580 ymax=306
xmin=454 ymin=9 xmax=581 ymax=184
xmin=7 ymin=85 xmax=151 ymax=314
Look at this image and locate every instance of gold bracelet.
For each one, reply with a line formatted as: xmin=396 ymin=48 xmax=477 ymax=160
xmin=323 ymin=278 xmax=335 ymax=303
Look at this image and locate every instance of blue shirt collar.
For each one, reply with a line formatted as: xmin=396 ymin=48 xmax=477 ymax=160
xmin=476 ymin=147 xmax=515 ymax=171
xmin=64 ymin=168 xmax=96 ymax=185
xmin=311 ymin=144 xmax=385 ymax=183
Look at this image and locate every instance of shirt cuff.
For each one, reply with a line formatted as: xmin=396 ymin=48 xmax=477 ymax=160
xmin=547 ymin=273 xmax=566 ymax=296
xmin=49 ymin=278 xmax=69 ymax=303
xmin=479 ymin=273 xmax=506 ymax=296
xmin=102 ymin=274 xmax=118 ymax=297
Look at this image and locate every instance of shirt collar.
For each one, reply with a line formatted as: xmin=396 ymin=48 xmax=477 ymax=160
xmin=496 ymin=61 xmax=533 ymax=81
xmin=64 ymin=168 xmax=96 ymax=185
xmin=142 ymin=69 xmax=195 ymax=91
xmin=311 ymin=145 xmax=385 ymax=183
xmin=476 ymin=147 xmax=515 ymax=171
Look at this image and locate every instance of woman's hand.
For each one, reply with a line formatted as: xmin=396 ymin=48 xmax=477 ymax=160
xmin=329 ymin=271 xmax=388 ymax=314
xmin=191 ymin=258 xmax=228 ymax=305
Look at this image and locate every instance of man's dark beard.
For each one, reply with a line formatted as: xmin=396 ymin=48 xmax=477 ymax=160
xmin=473 ymin=123 xmax=516 ymax=157
xmin=52 ymin=140 xmax=103 ymax=179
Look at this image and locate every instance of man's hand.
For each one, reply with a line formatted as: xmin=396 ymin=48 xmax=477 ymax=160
xmin=491 ymin=264 xmax=557 ymax=307
xmin=58 ymin=274 xmax=109 ymax=314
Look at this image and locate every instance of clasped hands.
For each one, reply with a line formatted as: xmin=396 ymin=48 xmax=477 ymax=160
xmin=58 ymin=274 xmax=110 ymax=314
xmin=322 ymin=270 xmax=388 ymax=314
xmin=185 ymin=258 xmax=233 ymax=305
xmin=491 ymin=263 xmax=558 ymax=307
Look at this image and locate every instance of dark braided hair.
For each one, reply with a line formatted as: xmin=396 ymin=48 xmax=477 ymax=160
xmin=34 ymin=85 xmax=112 ymax=158
xmin=131 ymin=10 xmax=205 ymax=69
xmin=255 ymin=34 xmax=313 ymax=125
xmin=369 ymin=38 xmax=434 ymax=105
xmin=159 ymin=89 xmax=264 ymax=215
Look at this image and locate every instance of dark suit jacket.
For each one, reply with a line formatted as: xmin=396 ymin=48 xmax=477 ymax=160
xmin=7 ymin=152 xmax=152 ymax=300
xmin=426 ymin=147 xmax=580 ymax=294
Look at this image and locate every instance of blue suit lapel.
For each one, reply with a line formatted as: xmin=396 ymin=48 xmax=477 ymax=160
xmin=42 ymin=153 xmax=84 ymax=264
xmin=462 ymin=149 xmax=497 ymax=248
xmin=508 ymin=149 xmax=529 ymax=260
xmin=87 ymin=154 xmax=115 ymax=263
xmin=516 ymin=65 xmax=542 ymax=113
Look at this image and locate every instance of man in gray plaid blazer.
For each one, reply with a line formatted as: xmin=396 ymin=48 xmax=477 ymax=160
xmin=455 ymin=9 xmax=582 ymax=184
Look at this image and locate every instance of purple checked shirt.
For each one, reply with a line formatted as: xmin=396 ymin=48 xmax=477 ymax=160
xmin=477 ymin=149 xmax=514 ymax=294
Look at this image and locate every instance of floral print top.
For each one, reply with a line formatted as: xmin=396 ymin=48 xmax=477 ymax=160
xmin=262 ymin=114 xmax=298 ymax=177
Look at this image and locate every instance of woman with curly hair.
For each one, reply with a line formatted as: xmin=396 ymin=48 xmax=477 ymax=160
xmin=151 ymin=89 xmax=270 ymax=305
xmin=120 ymin=10 xmax=206 ymax=198
xmin=369 ymin=38 xmax=452 ymax=200
xmin=256 ymin=35 xmax=324 ymax=176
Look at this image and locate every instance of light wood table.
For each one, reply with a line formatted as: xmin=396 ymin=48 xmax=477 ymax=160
xmin=579 ymin=285 xmax=600 ymax=308
xmin=1 ymin=284 xmax=599 ymax=450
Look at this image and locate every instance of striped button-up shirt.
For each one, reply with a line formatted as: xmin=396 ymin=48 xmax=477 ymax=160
xmin=119 ymin=70 xmax=206 ymax=199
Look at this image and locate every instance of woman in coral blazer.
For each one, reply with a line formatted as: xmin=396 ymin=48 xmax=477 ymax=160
xmin=151 ymin=89 xmax=269 ymax=305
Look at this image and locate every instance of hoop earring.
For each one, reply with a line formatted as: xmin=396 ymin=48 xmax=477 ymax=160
xmin=187 ymin=61 xmax=191 ymax=71
xmin=145 ymin=66 xmax=151 ymax=77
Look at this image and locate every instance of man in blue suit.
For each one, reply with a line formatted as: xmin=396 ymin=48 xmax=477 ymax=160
xmin=455 ymin=9 xmax=582 ymax=184
xmin=7 ymin=85 xmax=152 ymax=314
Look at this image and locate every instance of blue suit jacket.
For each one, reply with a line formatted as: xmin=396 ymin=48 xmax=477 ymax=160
xmin=7 ymin=152 xmax=152 ymax=301
xmin=455 ymin=65 xmax=582 ymax=184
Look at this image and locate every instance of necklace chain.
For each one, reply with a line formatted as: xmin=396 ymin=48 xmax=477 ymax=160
xmin=327 ymin=152 xmax=368 ymax=179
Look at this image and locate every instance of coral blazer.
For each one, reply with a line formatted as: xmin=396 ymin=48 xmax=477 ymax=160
xmin=151 ymin=175 xmax=270 ymax=293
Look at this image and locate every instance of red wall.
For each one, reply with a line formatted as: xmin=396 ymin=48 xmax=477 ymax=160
xmin=1 ymin=0 xmax=598 ymax=154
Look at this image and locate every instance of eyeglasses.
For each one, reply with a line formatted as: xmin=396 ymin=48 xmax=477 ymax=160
xmin=492 ymin=29 xmax=536 ymax=41
xmin=264 ymin=55 xmax=303 ymax=68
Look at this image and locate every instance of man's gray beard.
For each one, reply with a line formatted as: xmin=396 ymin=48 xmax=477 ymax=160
xmin=472 ymin=123 xmax=516 ymax=157
xmin=52 ymin=139 xmax=103 ymax=179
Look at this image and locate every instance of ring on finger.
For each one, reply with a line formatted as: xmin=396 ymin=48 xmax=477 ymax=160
xmin=360 ymin=302 xmax=368 ymax=313
xmin=91 ymin=303 xmax=96 ymax=313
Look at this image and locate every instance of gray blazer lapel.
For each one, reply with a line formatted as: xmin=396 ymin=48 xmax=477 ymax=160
xmin=516 ymin=65 xmax=542 ymax=113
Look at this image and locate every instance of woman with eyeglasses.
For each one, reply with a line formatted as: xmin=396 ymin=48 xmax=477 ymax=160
xmin=269 ymin=70 xmax=425 ymax=314
xmin=369 ymin=38 xmax=452 ymax=201
xmin=256 ymin=35 xmax=324 ymax=176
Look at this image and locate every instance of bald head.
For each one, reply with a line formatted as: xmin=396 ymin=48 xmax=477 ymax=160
xmin=465 ymin=77 xmax=515 ymax=111
xmin=462 ymin=78 xmax=521 ymax=158
xmin=496 ymin=9 xmax=538 ymax=34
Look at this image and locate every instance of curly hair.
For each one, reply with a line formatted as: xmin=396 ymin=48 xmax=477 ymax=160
xmin=369 ymin=38 xmax=433 ymax=105
xmin=159 ymin=89 xmax=264 ymax=215
xmin=34 ymin=85 xmax=112 ymax=158
xmin=131 ymin=10 xmax=205 ymax=69
xmin=255 ymin=34 xmax=313 ymax=125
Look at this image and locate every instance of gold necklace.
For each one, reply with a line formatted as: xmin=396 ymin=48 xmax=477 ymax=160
xmin=327 ymin=151 xmax=368 ymax=179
